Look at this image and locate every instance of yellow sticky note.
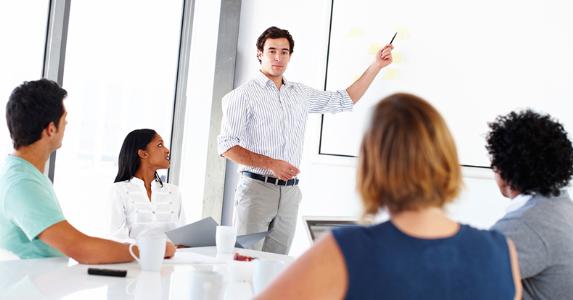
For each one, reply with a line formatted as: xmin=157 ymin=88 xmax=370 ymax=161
xmin=393 ymin=27 xmax=411 ymax=40
xmin=391 ymin=52 xmax=403 ymax=64
xmin=346 ymin=27 xmax=364 ymax=38
xmin=382 ymin=68 xmax=399 ymax=80
xmin=368 ymin=43 xmax=384 ymax=55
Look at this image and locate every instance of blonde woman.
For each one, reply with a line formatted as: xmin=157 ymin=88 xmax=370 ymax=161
xmin=256 ymin=93 xmax=521 ymax=299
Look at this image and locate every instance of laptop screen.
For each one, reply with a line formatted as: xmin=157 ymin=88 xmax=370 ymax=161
xmin=304 ymin=217 xmax=357 ymax=243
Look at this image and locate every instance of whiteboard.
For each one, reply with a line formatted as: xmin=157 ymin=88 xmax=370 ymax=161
xmin=320 ymin=0 xmax=573 ymax=167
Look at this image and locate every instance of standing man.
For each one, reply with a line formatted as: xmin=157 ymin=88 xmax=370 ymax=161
xmin=0 ymin=79 xmax=175 ymax=263
xmin=217 ymin=26 xmax=393 ymax=254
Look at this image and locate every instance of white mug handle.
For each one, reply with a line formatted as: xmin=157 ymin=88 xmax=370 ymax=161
xmin=125 ymin=279 xmax=137 ymax=295
xmin=129 ymin=243 xmax=140 ymax=262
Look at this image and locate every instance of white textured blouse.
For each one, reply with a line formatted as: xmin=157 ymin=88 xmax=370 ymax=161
xmin=108 ymin=177 xmax=185 ymax=241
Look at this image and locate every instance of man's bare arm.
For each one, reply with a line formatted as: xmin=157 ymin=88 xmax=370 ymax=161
xmin=39 ymin=221 xmax=176 ymax=264
xmin=346 ymin=45 xmax=393 ymax=104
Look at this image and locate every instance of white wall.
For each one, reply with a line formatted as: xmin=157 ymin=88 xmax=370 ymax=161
xmin=229 ymin=0 xmax=514 ymax=257
xmin=179 ymin=0 xmax=222 ymax=223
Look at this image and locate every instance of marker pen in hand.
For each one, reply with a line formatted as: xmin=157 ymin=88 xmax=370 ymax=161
xmin=389 ymin=32 xmax=397 ymax=45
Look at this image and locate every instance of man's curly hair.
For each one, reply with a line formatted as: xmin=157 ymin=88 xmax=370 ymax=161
xmin=486 ymin=110 xmax=573 ymax=196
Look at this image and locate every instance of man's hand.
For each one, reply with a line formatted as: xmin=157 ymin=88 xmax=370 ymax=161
xmin=165 ymin=240 xmax=176 ymax=258
xmin=346 ymin=44 xmax=394 ymax=103
xmin=375 ymin=44 xmax=394 ymax=69
xmin=268 ymin=159 xmax=300 ymax=180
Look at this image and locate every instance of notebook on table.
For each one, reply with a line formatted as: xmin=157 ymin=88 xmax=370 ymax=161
xmin=166 ymin=217 xmax=267 ymax=248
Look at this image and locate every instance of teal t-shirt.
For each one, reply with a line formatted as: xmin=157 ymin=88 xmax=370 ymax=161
xmin=0 ymin=155 xmax=65 ymax=258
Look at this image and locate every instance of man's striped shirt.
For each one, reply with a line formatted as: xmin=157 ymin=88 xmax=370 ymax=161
xmin=217 ymin=71 xmax=353 ymax=176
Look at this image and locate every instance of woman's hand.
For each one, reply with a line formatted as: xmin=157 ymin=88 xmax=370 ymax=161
xmin=164 ymin=240 xmax=176 ymax=258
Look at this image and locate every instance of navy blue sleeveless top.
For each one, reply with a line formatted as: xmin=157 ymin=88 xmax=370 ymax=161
xmin=332 ymin=221 xmax=515 ymax=300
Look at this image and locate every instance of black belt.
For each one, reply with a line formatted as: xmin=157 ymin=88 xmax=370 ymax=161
xmin=242 ymin=171 xmax=299 ymax=186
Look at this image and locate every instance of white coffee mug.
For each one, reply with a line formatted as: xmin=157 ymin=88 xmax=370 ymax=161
xmin=228 ymin=260 xmax=255 ymax=282
xmin=216 ymin=225 xmax=236 ymax=254
xmin=252 ymin=259 xmax=286 ymax=295
xmin=129 ymin=235 xmax=166 ymax=272
xmin=188 ymin=270 xmax=223 ymax=300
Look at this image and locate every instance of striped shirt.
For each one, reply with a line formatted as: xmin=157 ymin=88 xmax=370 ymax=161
xmin=217 ymin=71 xmax=353 ymax=176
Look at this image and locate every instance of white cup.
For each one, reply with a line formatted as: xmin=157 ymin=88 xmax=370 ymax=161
xmin=129 ymin=235 xmax=166 ymax=272
xmin=216 ymin=226 xmax=236 ymax=254
xmin=228 ymin=260 xmax=255 ymax=282
xmin=252 ymin=259 xmax=286 ymax=295
xmin=188 ymin=270 xmax=223 ymax=300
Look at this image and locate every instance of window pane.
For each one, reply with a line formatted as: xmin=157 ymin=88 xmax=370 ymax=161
xmin=55 ymin=0 xmax=183 ymax=237
xmin=0 ymin=1 xmax=49 ymax=157
xmin=178 ymin=0 xmax=222 ymax=224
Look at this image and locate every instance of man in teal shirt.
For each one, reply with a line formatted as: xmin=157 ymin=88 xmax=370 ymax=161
xmin=0 ymin=79 xmax=175 ymax=262
xmin=0 ymin=155 xmax=66 ymax=258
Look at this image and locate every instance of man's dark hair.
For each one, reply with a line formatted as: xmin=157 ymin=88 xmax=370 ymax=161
xmin=6 ymin=79 xmax=67 ymax=149
xmin=256 ymin=26 xmax=295 ymax=63
xmin=486 ymin=110 xmax=573 ymax=196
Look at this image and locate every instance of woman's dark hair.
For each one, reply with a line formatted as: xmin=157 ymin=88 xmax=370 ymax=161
xmin=486 ymin=110 xmax=573 ymax=197
xmin=256 ymin=26 xmax=294 ymax=63
xmin=114 ymin=129 xmax=163 ymax=186
xmin=6 ymin=79 xmax=67 ymax=149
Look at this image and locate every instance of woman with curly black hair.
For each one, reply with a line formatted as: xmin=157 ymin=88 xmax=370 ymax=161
xmin=488 ymin=110 xmax=573 ymax=300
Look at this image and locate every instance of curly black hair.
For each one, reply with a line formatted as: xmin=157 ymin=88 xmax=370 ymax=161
xmin=486 ymin=110 xmax=573 ymax=196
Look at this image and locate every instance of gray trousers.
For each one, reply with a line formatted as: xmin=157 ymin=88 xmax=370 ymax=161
xmin=233 ymin=175 xmax=302 ymax=254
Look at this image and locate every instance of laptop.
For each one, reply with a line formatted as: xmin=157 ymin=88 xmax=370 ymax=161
xmin=303 ymin=216 xmax=357 ymax=243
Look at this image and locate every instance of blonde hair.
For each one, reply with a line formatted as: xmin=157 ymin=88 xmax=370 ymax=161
xmin=357 ymin=93 xmax=462 ymax=216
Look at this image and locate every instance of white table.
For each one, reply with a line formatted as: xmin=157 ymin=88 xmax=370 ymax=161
xmin=0 ymin=247 xmax=293 ymax=299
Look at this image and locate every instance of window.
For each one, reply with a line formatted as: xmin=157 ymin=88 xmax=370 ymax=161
xmin=54 ymin=0 xmax=183 ymax=237
xmin=178 ymin=0 xmax=222 ymax=223
xmin=0 ymin=1 xmax=50 ymax=158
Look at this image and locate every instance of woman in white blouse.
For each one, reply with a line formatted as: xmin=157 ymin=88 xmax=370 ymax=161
xmin=109 ymin=129 xmax=185 ymax=242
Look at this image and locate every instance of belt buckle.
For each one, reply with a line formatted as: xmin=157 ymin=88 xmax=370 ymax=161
xmin=277 ymin=179 xmax=287 ymax=186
